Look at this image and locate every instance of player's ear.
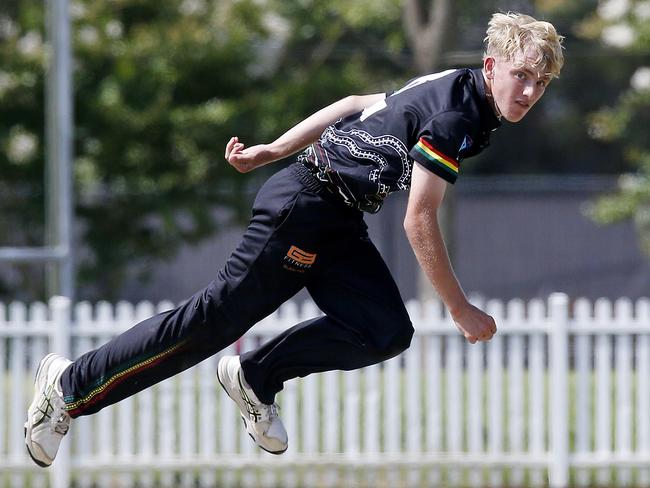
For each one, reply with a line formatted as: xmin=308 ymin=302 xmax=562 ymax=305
xmin=483 ymin=56 xmax=496 ymax=80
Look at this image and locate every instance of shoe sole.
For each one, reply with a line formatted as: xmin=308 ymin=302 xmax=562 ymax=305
xmin=216 ymin=358 xmax=287 ymax=456
xmin=24 ymin=354 xmax=60 ymax=468
xmin=24 ymin=425 xmax=49 ymax=468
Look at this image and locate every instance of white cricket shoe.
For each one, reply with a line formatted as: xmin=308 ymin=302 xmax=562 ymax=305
xmin=24 ymin=353 xmax=73 ymax=467
xmin=217 ymin=355 xmax=288 ymax=454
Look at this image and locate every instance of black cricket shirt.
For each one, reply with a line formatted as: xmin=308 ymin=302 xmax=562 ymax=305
xmin=299 ymin=68 xmax=502 ymax=213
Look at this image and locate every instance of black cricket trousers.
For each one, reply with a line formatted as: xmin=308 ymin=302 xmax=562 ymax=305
xmin=60 ymin=162 xmax=414 ymax=416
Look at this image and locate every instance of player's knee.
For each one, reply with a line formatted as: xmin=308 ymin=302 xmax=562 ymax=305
xmin=390 ymin=319 xmax=415 ymax=354
xmin=374 ymin=316 xmax=414 ymax=360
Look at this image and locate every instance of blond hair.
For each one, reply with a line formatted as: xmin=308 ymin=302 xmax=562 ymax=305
xmin=484 ymin=12 xmax=565 ymax=78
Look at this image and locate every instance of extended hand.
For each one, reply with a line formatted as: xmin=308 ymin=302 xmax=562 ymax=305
xmin=451 ymin=303 xmax=497 ymax=344
xmin=224 ymin=137 xmax=277 ymax=173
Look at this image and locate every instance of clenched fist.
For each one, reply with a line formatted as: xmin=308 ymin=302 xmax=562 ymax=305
xmin=451 ymin=303 xmax=497 ymax=344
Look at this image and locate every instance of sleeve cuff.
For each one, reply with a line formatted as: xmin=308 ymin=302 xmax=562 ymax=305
xmin=410 ymin=155 xmax=457 ymax=184
xmin=410 ymin=138 xmax=460 ymax=183
xmin=410 ymin=139 xmax=459 ymax=184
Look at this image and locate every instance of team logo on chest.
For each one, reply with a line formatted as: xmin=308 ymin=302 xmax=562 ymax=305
xmin=283 ymin=245 xmax=317 ymax=273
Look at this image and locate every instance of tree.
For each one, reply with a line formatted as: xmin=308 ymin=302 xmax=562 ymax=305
xmin=1 ymin=0 xmax=415 ymax=301
xmin=580 ymin=0 xmax=650 ymax=256
xmin=0 ymin=0 xmax=284 ymax=300
xmin=0 ymin=0 xmax=52 ymax=298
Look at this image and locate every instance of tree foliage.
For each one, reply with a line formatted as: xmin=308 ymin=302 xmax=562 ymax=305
xmin=1 ymin=0 xmax=277 ymax=298
xmin=580 ymin=0 xmax=650 ymax=256
xmin=0 ymin=0 xmax=411 ymax=301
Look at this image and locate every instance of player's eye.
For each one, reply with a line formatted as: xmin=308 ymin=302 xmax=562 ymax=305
xmin=515 ymin=71 xmax=526 ymax=80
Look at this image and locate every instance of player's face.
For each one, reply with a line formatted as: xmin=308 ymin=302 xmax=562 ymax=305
xmin=484 ymin=52 xmax=551 ymax=123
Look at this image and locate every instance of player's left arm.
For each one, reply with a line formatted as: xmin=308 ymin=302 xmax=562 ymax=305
xmin=404 ymin=162 xmax=497 ymax=343
xmin=225 ymin=93 xmax=386 ymax=173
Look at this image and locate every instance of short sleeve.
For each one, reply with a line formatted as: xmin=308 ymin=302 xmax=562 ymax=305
xmin=409 ymin=111 xmax=471 ymax=184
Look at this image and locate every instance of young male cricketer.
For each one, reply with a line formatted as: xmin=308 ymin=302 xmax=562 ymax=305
xmin=25 ymin=12 xmax=564 ymax=464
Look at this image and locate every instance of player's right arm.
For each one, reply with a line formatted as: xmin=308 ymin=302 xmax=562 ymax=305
xmin=404 ymin=162 xmax=497 ymax=344
xmin=225 ymin=93 xmax=386 ymax=173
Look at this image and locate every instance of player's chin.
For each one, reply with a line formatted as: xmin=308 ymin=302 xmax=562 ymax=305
xmin=504 ymin=112 xmax=526 ymax=123
xmin=504 ymin=104 xmax=532 ymax=122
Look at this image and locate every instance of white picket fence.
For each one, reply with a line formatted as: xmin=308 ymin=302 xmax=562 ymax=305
xmin=1 ymin=294 xmax=650 ymax=488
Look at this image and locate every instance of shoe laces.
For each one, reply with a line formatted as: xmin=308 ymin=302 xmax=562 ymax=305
xmin=51 ymin=403 xmax=71 ymax=435
xmin=239 ymin=383 xmax=280 ymax=424
xmin=37 ymin=384 xmax=71 ymax=435
xmin=254 ymin=402 xmax=280 ymax=423
xmin=245 ymin=396 xmax=280 ymax=423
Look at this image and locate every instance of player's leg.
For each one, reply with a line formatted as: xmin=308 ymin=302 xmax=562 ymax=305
xmin=239 ymin=230 xmax=414 ymax=405
xmin=25 ymin=165 xmax=308 ymax=466
xmin=216 ymin=164 xmax=400 ymax=453
xmin=61 ymin=167 xmax=312 ymax=414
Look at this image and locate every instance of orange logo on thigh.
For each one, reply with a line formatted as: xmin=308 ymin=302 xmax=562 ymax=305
xmin=287 ymin=245 xmax=317 ymax=265
xmin=284 ymin=245 xmax=317 ymax=272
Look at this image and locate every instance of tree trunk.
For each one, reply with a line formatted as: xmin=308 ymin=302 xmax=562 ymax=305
xmin=402 ymin=0 xmax=453 ymax=73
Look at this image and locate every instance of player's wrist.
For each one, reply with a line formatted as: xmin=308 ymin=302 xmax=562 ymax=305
xmin=447 ymin=296 xmax=471 ymax=319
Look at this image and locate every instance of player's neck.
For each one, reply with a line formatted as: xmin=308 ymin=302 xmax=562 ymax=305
xmin=482 ymin=71 xmax=502 ymax=120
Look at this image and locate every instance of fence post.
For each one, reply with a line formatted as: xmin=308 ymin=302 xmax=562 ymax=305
xmin=549 ymin=293 xmax=569 ymax=488
xmin=49 ymin=296 xmax=72 ymax=488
